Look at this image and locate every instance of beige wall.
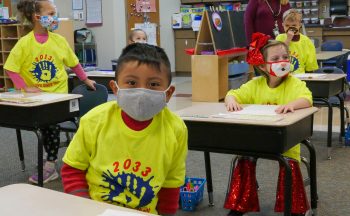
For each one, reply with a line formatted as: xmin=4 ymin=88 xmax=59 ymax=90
xmin=56 ymin=0 xmax=180 ymax=71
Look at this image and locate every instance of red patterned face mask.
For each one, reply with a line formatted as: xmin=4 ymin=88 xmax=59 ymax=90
xmin=246 ymin=32 xmax=271 ymax=65
xmin=266 ymin=60 xmax=291 ymax=77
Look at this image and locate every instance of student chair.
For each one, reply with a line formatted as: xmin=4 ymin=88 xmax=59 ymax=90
xmin=314 ymin=67 xmax=349 ymax=140
xmin=15 ymin=83 xmax=108 ymax=171
xmin=321 ymin=40 xmax=344 ymax=67
xmin=59 ymin=83 xmax=109 ymax=146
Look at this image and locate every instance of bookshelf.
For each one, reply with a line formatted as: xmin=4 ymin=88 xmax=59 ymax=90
xmin=0 ymin=24 xmax=31 ymax=91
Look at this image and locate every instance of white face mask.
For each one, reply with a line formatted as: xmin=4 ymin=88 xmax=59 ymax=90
xmin=115 ymin=82 xmax=169 ymax=121
xmin=266 ymin=60 xmax=291 ymax=77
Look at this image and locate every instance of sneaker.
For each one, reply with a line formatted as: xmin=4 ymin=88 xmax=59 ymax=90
xmin=29 ymin=161 xmax=59 ymax=184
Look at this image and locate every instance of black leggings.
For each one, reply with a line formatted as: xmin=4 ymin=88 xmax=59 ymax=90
xmin=41 ymin=125 xmax=60 ymax=162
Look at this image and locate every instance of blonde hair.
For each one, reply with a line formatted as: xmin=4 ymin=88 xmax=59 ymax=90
xmin=283 ymin=8 xmax=302 ymax=22
xmin=128 ymin=29 xmax=147 ymax=42
xmin=281 ymin=0 xmax=289 ymax=5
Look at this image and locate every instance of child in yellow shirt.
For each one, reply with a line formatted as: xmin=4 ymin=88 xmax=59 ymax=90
xmin=224 ymin=33 xmax=312 ymax=216
xmin=276 ymin=9 xmax=319 ymax=74
xmin=61 ymin=43 xmax=188 ymax=215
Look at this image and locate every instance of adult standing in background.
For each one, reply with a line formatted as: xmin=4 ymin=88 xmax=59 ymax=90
xmin=244 ymin=0 xmax=290 ymax=43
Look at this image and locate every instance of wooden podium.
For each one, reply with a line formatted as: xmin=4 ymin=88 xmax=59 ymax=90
xmin=191 ymin=10 xmax=247 ymax=102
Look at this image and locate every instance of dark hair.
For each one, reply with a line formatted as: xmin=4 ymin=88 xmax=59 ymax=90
xmin=128 ymin=29 xmax=147 ymax=42
xmin=115 ymin=43 xmax=172 ymax=85
xmin=17 ymin=0 xmax=49 ymax=24
xmin=254 ymin=40 xmax=289 ymax=79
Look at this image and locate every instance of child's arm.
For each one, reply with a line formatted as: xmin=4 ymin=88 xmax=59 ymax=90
xmin=70 ymin=64 xmax=96 ymax=90
xmin=225 ymin=95 xmax=243 ymax=111
xmin=275 ymin=98 xmax=311 ymax=114
xmin=156 ymin=187 xmax=180 ymax=215
xmin=6 ymin=70 xmax=41 ymax=93
xmin=61 ymin=163 xmax=90 ymax=198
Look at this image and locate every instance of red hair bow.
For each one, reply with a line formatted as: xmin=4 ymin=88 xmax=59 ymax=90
xmin=246 ymin=32 xmax=271 ymax=65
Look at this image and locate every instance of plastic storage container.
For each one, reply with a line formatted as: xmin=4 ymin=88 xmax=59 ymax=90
xmin=228 ymin=72 xmax=249 ymax=90
xmin=296 ymin=1 xmax=303 ymax=8
xmin=303 ymin=18 xmax=311 ymax=24
xmin=180 ymin=177 xmax=206 ymax=211
xmin=111 ymin=59 xmax=118 ymax=71
xmin=304 ymin=1 xmax=311 ymax=6
xmin=345 ymin=125 xmax=350 ymax=146
xmin=228 ymin=61 xmax=249 ymax=76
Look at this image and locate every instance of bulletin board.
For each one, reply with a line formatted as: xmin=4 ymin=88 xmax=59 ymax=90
xmin=4 ymin=0 xmax=11 ymax=16
xmin=125 ymin=0 xmax=160 ymax=45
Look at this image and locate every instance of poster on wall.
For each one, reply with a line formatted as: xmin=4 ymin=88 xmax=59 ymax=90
xmin=135 ymin=23 xmax=157 ymax=46
xmin=86 ymin=0 xmax=102 ymax=26
xmin=135 ymin=0 xmax=156 ymax=13
xmin=72 ymin=0 xmax=83 ymax=10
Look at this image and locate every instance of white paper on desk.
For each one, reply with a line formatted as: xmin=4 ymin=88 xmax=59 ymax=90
xmin=98 ymin=209 xmax=147 ymax=216
xmin=27 ymin=93 xmax=69 ymax=101
xmin=294 ymin=74 xmax=326 ymax=79
xmin=211 ymin=105 xmax=283 ymax=121
xmin=0 ymin=92 xmax=24 ymax=98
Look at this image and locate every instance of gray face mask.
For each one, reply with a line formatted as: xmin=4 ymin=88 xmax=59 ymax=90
xmin=115 ymin=81 xmax=169 ymax=121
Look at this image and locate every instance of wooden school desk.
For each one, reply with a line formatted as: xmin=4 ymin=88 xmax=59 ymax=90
xmin=0 ymin=184 xmax=155 ymax=216
xmin=316 ymin=50 xmax=348 ymax=67
xmin=176 ymin=103 xmax=318 ymax=216
xmin=69 ymin=70 xmax=114 ymax=92
xmin=0 ymin=93 xmax=82 ymax=187
xmin=296 ymin=73 xmax=346 ymax=159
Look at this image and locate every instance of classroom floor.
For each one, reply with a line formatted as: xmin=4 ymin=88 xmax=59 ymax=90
xmin=1 ymin=75 xmax=350 ymax=216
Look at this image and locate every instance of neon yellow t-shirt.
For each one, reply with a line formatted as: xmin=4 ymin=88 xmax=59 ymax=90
xmin=63 ymin=101 xmax=188 ymax=214
xmin=276 ymin=33 xmax=319 ymax=74
xmin=227 ymin=75 xmax=312 ymax=161
xmin=4 ymin=31 xmax=79 ymax=93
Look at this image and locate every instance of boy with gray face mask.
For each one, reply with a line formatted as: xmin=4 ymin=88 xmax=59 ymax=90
xmin=61 ymin=43 xmax=188 ymax=215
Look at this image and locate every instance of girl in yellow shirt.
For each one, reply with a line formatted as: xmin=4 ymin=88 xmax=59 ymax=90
xmin=4 ymin=0 xmax=95 ymax=184
xmin=224 ymin=33 xmax=312 ymax=216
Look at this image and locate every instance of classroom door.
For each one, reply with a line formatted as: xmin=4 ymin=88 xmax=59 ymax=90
xmin=125 ymin=0 xmax=160 ymax=46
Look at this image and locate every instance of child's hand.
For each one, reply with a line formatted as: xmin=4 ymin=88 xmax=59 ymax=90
xmin=225 ymin=95 xmax=242 ymax=112
xmin=286 ymin=28 xmax=295 ymax=41
xmin=23 ymin=87 xmax=41 ymax=93
xmin=275 ymin=104 xmax=295 ymax=114
xmin=83 ymin=78 xmax=96 ymax=90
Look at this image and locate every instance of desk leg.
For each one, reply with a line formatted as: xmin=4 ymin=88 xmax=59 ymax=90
xmin=277 ymin=156 xmax=292 ymax=216
xmin=204 ymin=151 xmax=214 ymax=206
xmin=34 ymin=129 xmax=44 ymax=187
xmin=336 ymin=94 xmax=345 ymax=140
xmin=317 ymin=98 xmax=333 ymax=159
xmin=301 ymin=139 xmax=318 ymax=210
xmin=16 ymin=129 xmax=25 ymax=171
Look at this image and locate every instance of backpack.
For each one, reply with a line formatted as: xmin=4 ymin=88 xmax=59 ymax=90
xmin=74 ymin=28 xmax=93 ymax=43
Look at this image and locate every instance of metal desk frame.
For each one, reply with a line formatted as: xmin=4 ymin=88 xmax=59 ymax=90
xmin=178 ymin=104 xmax=318 ymax=216
xmin=0 ymin=94 xmax=81 ymax=186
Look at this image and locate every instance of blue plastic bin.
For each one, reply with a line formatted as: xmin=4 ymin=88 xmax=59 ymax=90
xmin=180 ymin=177 xmax=206 ymax=211
xmin=228 ymin=62 xmax=249 ymax=76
